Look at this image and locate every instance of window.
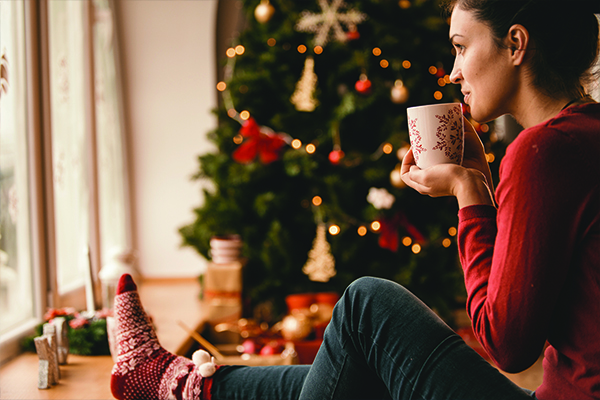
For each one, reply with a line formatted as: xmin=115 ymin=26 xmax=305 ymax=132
xmin=0 ymin=0 xmax=131 ymax=363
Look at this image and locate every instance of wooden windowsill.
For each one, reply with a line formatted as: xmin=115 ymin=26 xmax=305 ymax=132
xmin=0 ymin=277 xmax=206 ymax=400
xmin=0 ymin=353 xmax=115 ymax=400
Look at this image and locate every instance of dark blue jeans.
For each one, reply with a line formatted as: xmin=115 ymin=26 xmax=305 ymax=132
xmin=211 ymin=277 xmax=536 ymax=399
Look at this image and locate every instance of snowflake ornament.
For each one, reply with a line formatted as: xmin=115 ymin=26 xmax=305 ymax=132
xmin=367 ymin=187 xmax=396 ymax=210
xmin=296 ymin=0 xmax=367 ymax=47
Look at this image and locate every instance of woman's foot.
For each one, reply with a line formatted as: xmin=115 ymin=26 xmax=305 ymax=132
xmin=110 ymin=274 xmax=217 ymax=400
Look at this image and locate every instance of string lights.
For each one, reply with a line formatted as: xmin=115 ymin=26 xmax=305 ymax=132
xmin=216 ymin=31 xmax=490 ymax=254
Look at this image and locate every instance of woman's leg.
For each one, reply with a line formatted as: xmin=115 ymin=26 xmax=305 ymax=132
xmin=111 ymin=274 xmax=218 ymax=400
xmin=299 ymin=276 xmax=533 ymax=400
xmin=112 ymin=273 xmax=533 ymax=400
xmin=111 ymin=273 xmax=310 ymax=400
xmin=210 ymin=364 xmax=310 ymax=400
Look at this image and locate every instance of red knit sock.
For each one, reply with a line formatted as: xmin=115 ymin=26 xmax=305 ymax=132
xmin=111 ymin=274 xmax=218 ymax=400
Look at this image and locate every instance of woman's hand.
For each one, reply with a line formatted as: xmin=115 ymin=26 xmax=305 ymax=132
xmin=461 ymin=118 xmax=494 ymax=193
xmin=401 ymin=118 xmax=495 ymax=208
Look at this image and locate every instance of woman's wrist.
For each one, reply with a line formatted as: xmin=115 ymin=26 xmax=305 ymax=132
xmin=454 ymin=169 xmax=495 ymax=209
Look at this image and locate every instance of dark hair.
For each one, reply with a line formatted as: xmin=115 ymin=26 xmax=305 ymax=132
xmin=443 ymin=0 xmax=600 ymax=100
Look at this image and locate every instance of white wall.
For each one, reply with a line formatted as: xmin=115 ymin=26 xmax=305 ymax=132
xmin=116 ymin=0 xmax=217 ymax=277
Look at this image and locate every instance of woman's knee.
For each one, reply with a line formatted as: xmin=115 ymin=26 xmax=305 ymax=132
xmin=343 ymin=276 xmax=431 ymax=319
xmin=343 ymin=276 xmax=411 ymax=309
xmin=346 ymin=276 xmax=405 ymax=298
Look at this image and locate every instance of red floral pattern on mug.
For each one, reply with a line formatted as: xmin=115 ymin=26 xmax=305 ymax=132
xmin=432 ymin=106 xmax=463 ymax=163
xmin=408 ymin=116 xmax=426 ymax=164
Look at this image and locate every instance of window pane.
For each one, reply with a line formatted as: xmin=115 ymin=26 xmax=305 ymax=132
xmin=0 ymin=0 xmax=35 ymax=334
xmin=93 ymin=0 xmax=130 ymax=262
xmin=47 ymin=1 xmax=90 ymax=293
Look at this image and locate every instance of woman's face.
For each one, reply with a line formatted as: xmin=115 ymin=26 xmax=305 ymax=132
xmin=449 ymin=7 xmax=517 ymax=122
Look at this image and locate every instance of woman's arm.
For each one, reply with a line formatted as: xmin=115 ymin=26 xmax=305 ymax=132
xmin=459 ymin=126 xmax=585 ymax=372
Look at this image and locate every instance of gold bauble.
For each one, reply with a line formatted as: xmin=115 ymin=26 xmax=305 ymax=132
xmin=396 ymin=144 xmax=410 ymax=161
xmin=281 ymin=312 xmax=313 ymax=341
xmin=255 ymin=0 xmax=275 ymax=24
xmin=391 ymin=80 xmax=409 ymax=104
xmin=390 ymin=164 xmax=406 ymax=188
xmin=311 ymin=303 xmax=335 ymax=324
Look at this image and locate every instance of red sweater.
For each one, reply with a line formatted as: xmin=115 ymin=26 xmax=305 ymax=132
xmin=458 ymin=103 xmax=600 ymax=400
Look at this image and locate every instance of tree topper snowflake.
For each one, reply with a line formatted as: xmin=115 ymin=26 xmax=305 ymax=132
xmin=295 ymin=0 xmax=367 ymax=47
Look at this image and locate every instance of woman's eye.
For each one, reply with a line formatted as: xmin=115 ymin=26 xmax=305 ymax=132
xmin=454 ymin=44 xmax=465 ymax=54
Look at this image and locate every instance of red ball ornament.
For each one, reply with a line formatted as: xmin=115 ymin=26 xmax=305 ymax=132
xmin=241 ymin=339 xmax=257 ymax=354
xmin=329 ymin=149 xmax=345 ymax=164
xmin=355 ymin=75 xmax=372 ymax=94
xmin=259 ymin=341 xmax=283 ymax=356
xmin=346 ymin=28 xmax=360 ymax=41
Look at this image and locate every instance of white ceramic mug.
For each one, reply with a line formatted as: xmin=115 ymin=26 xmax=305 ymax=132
xmin=407 ymin=103 xmax=464 ymax=169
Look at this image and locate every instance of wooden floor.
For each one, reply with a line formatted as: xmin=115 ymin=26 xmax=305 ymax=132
xmin=0 ymin=278 xmax=543 ymax=399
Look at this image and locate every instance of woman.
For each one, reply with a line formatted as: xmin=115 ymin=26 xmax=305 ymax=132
xmin=110 ymin=1 xmax=599 ymax=399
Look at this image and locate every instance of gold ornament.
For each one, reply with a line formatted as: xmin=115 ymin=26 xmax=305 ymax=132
xmin=303 ymin=223 xmax=336 ymax=282
xmin=391 ymin=79 xmax=409 ymax=104
xmin=291 ymin=56 xmax=319 ymax=112
xmin=310 ymin=302 xmax=335 ymax=324
xmin=255 ymin=0 xmax=275 ymax=24
xmin=396 ymin=144 xmax=410 ymax=161
xmin=281 ymin=312 xmax=313 ymax=341
xmin=399 ymin=0 xmax=411 ymax=9
xmin=390 ymin=164 xmax=406 ymax=188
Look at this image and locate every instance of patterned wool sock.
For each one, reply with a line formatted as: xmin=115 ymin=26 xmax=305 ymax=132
xmin=111 ymin=274 xmax=218 ymax=400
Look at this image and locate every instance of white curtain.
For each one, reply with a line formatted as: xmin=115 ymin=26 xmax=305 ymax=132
xmin=93 ymin=0 xmax=130 ymax=264
xmin=0 ymin=0 xmax=34 ymax=333
xmin=47 ymin=1 xmax=90 ymax=293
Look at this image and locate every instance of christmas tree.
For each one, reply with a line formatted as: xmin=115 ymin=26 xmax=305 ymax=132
xmin=180 ymin=0 xmax=505 ymax=322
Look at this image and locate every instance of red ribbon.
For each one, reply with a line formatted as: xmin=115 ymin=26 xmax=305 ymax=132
xmin=378 ymin=218 xmax=400 ymax=252
xmin=378 ymin=211 xmax=426 ymax=252
xmin=232 ymin=118 xmax=287 ymax=164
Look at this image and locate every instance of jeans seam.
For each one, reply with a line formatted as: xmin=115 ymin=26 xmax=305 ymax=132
xmin=352 ymin=328 xmax=418 ymax=400
xmin=330 ymin=354 xmax=349 ymax=399
xmin=355 ymin=328 xmax=454 ymax=400
xmin=409 ymin=334 xmax=457 ymax=400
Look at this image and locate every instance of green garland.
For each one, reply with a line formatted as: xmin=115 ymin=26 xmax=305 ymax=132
xmin=22 ymin=309 xmax=111 ymax=356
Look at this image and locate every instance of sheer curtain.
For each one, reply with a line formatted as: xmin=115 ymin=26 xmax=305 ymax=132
xmin=47 ymin=1 xmax=91 ymax=294
xmin=0 ymin=0 xmax=35 ymax=334
xmin=93 ymin=0 xmax=131 ymax=265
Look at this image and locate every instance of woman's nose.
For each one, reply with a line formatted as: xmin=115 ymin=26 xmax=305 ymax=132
xmin=449 ymin=62 xmax=462 ymax=84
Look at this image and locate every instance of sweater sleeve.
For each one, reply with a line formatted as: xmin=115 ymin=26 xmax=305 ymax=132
xmin=458 ymin=126 xmax=583 ymax=373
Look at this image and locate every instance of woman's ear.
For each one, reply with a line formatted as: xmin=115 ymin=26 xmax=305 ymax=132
xmin=505 ymin=24 xmax=530 ymax=66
